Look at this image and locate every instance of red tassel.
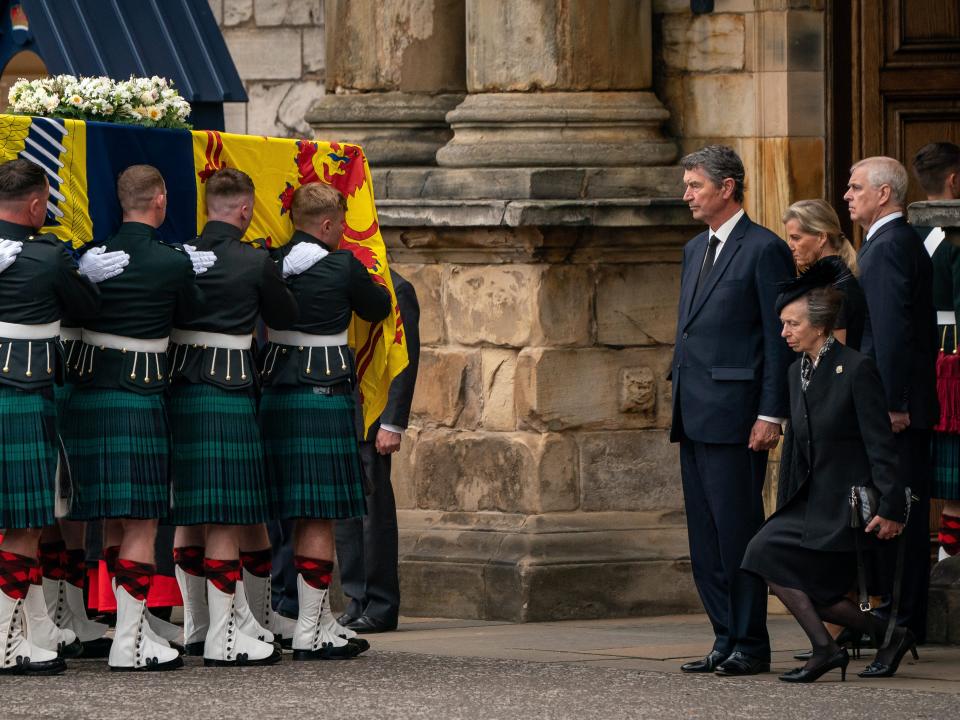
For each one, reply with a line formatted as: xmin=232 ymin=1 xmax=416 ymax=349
xmin=936 ymin=351 xmax=960 ymax=433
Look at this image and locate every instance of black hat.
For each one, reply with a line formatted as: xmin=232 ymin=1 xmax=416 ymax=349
xmin=775 ymin=256 xmax=850 ymax=313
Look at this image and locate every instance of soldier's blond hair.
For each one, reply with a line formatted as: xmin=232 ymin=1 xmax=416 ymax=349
xmin=291 ymin=182 xmax=347 ymax=227
xmin=117 ymin=165 xmax=165 ymax=212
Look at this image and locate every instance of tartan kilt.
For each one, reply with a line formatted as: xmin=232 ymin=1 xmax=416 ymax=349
xmin=933 ymin=431 xmax=960 ymax=500
xmin=63 ymin=387 xmax=170 ymax=520
xmin=0 ymin=386 xmax=58 ymax=529
xmin=53 ymin=381 xmax=73 ymax=423
xmin=260 ymin=385 xmax=365 ymax=520
xmin=169 ymin=383 xmax=269 ymax=525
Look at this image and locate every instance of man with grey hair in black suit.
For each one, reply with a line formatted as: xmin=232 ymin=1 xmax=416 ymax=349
xmin=336 ymin=270 xmax=420 ymax=633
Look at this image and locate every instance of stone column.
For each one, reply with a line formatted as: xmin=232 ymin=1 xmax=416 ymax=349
xmin=436 ymin=0 xmax=675 ymax=167
xmin=306 ymin=0 xmax=466 ymax=165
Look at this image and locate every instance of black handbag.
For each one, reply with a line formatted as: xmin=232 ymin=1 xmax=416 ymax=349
xmin=848 ymin=485 xmax=912 ymax=650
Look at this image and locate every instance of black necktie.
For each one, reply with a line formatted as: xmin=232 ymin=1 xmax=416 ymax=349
xmin=695 ymin=235 xmax=720 ymax=298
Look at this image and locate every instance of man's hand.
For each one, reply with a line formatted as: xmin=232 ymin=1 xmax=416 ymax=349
xmin=375 ymin=428 xmax=401 ymax=455
xmin=889 ymin=411 xmax=910 ymax=434
xmin=748 ymin=419 xmax=781 ymax=452
xmin=865 ymin=514 xmax=905 ymax=540
xmin=282 ymin=242 xmax=328 ymax=278
xmin=0 ymin=239 xmax=22 ymax=274
xmin=78 ymin=246 xmax=130 ymax=283
xmin=183 ymin=244 xmax=216 ymax=275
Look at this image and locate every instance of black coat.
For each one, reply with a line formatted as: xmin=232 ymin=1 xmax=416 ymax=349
xmin=857 ymin=216 xmax=938 ymax=428
xmin=775 ymin=341 xmax=906 ymax=552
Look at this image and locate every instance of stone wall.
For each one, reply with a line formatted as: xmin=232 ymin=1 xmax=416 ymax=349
xmin=653 ymin=0 xmax=826 ymax=231
xmin=208 ymin=0 xmax=326 ymax=136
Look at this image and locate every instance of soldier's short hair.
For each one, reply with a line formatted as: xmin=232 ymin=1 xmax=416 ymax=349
xmin=681 ymin=145 xmax=746 ymax=203
xmin=117 ymin=164 xmax=165 ymax=212
xmin=290 ymin=182 xmax=347 ymax=226
xmin=912 ymin=142 xmax=960 ymax=196
xmin=205 ymin=168 xmax=255 ymax=210
xmin=0 ymin=159 xmax=48 ymax=202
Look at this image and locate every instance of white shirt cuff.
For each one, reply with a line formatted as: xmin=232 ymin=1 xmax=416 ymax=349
xmin=757 ymin=415 xmax=786 ymax=427
xmin=379 ymin=423 xmax=404 ymax=435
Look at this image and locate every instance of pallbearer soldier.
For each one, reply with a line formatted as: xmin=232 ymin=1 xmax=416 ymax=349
xmin=260 ymin=182 xmax=390 ymax=660
xmin=168 ymin=168 xmax=302 ymax=666
xmin=62 ymin=164 xmax=212 ymax=672
xmin=0 ymin=158 xmax=128 ymax=674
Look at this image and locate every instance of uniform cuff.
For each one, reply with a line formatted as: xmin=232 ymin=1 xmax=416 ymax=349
xmin=379 ymin=423 xmax=404 ymax=435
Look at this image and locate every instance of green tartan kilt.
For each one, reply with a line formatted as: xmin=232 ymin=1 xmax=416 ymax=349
xmin=0 ymin=386 xmax=58 ymax=529
xmin=169 ymin=383 xmax=269 ymax=525
xmin=933 ymin=431 xmax=960 ymax=501
xmin=63 ymin=388 xmax=170 ymax=520
xmin=53 ymin=381 xmax=73 ymax=423
xmin=260 ymin=386 xmax=365 ymax=520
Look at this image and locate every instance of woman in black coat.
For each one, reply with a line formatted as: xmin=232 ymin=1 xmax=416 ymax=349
xmin=741 ymin=270 xmax=911 ymax=683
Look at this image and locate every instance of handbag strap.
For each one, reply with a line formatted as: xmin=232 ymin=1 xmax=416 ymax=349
xmin=881 ymin=534 xmax=907 ymax=648
xmin=853 ymin=527 xmax=908 ymax=650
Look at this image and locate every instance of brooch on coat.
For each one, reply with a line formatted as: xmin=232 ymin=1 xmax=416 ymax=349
xmin=835 ymin=365 xmax=843 ymax=374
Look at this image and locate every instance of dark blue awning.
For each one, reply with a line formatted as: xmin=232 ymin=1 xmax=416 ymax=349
xmin=5 ymin=0 xmax=246 ymax=103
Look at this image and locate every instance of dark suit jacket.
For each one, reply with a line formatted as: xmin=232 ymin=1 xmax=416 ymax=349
xmin=670 ymin=213 xmax=795 ymax=444
xmin=775 ymin=342 xmax=906 ymax=552
xmin=359 ymin=270 xmax=421 ymax=441
xmin=857 ymin=216 xmax=938 ymax=428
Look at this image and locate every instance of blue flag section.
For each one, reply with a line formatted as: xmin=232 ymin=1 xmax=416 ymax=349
xmin=84 ymin=123 xmax=197 ymax=245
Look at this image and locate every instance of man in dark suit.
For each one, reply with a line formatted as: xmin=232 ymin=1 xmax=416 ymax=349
xmin=672 ymin=145 xmax=794 ymax=676
xmin=845 ymin=156 xmax=938 ymax=643
xmin=335 ymin=270 xmax=420 ymax=633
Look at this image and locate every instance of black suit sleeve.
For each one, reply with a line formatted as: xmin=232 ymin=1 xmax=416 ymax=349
xmin=54 ymin=245 xmax=100 ymax=321
xmin=380 ymin=278 xmax=420 ymax=429
xmin=754 ymin=237 xmax=795 ymax=418
xmin=852 ymin=358 xmax=906 ymax=521
xmin=860 ymin=237 xmax=914 ymax=412
xmin=173 ymin=259 xmax=206 ymax=324
xmin=258 ymin=255 xmax=299 ymax=330
xmin=348 ymin=255 xmax=391 ymax=323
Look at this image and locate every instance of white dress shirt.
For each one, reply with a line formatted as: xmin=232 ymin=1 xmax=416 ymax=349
xmin=865 ymin=211 xmax=903 ymax=242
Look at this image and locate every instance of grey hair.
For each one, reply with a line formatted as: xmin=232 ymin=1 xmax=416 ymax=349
xmin=850 ymin=156 xmax=909 ymax=207
xmin=804 ymin=287 xmax=843 ymax=335
xmin=681 ymin=145 xmax=745 ymax=203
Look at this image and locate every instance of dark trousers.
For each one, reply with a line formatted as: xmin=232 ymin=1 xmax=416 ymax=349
xmin=334 ymin=441 xmax=400 ymax=624
xmin=894 ymin=428 xmax=931 ymax=643
xmin=680 ymin=435 xmax=771 ymax=659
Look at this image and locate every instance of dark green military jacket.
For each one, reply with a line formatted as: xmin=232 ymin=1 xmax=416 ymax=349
xmin=170 ymin=220 xmax=299 ymax=390
xmin=75 ymin=221 xmax=202 ymax=394
xmin=0 ymin=219 xmax=99 ymax=390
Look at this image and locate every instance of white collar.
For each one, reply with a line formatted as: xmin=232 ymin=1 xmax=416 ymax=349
xmin=865 ymin=211 xmax=903 ymax=241
xmin=709 ymin=208 xmax=745 ymax=243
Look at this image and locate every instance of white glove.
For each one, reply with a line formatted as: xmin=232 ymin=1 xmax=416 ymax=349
xmin=282 ymin=242 xmax=329 ymax=278
xmin=183 ymin=244 xmax=217 ymax=275
xmin=78 ymin=246 xmax=130 ymax=283
xmin=0 ymin=239 xmax=22 ymax=274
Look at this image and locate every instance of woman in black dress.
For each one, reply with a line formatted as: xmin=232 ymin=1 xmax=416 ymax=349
xmin=741 ymin=269 xmax=913 ymax=682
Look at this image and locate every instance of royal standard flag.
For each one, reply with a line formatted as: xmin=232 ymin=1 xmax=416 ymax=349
xmin=0 ymin=114 xmax=407 ymax=434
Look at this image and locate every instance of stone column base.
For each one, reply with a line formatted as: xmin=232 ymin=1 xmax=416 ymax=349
xmin=436 ymin=92 xmax=677 ymax=168
xmin=307 ymin=92 xmax=465 ymax=166
xmin=392 ymin=510 xmax=699 ymax=622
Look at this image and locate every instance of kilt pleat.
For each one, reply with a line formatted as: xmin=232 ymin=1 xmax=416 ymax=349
xmin=0 ymin=386 xmax=57 ymax=529
xmin=53 ymin=382 xmax=73 ymax=424
xmin=260 ymin=386 xmax=365 ymax=520
xmin=63 ymin=388 xmax=169 ymax=519
xmin=933 ymin=431 xmax=960 ymax=501
xmin=169 ymin=383 xmax=268 ymax=525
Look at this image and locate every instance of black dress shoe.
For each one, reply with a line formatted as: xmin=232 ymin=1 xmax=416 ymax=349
xmin=336 ymin=612 xmax=358 ymax=627
xmin=680 ymin=650 xmax=727 ymax=673
xmin=858 ymin=628 xmax=918 ymax=678
xmin=779 ymin=648 xmax=849 ymax=683
xmin=345 ymin=615 xmax=397 ymax=634
xmin=714 ymin=651 xmax=770 ymax=676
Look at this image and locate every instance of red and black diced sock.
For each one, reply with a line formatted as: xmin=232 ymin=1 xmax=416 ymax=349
xmin=0 ymin=550 xmax=37 ymax=600
xmin=104 ymin=545 xmax=121 ymax=576
xmin=240 ymin=548 xmax=272 ymax=578
xmin=173 ymin=545 xmax=205 ymax=577
xmin=63 ymin=549 xmax=87 ymax=588
xmin=203 ymin=558 xmax=240 ymax=595
xmin=940 ymin=513 xmax=960 ymax=556
xmin=39 ymin=540 xmax=66 ymax=581
xmin=294 ymin=556 xmax=333 ymax=590
xmin=115 ymin=558 xmax=154 ymax=602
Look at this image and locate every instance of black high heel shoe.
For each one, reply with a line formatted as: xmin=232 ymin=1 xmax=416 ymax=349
xmin=780 ymin=648 xmax=849 ymax=683
xmin=793 ymin=627 xmax=865 ymax=661
xmin=858 ymin=628 xmax=918 ymax=678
